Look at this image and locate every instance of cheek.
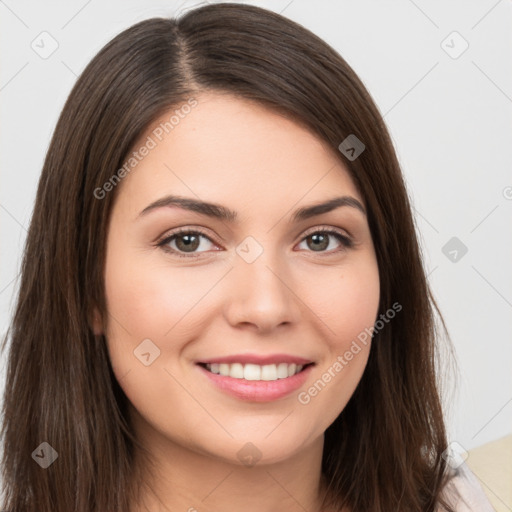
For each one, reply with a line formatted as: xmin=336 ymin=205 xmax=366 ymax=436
xmin=299 ymin=255 xmax=380 ymax=350
xmin=101 ymin=248 xmax=220 ymax=439
xmin=335 ymin=270 xmax=380 ymax=346
xmin=102 ymin=239 xmax=231 ymax=387
xmin=104 ymin=248 xmax=225 ymax=341
xmin=292 ymin=256 xmax=379 ymax=420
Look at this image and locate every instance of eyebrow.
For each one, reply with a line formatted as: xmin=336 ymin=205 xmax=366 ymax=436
xmin=138 ymin=194 xmax=366 ymax=222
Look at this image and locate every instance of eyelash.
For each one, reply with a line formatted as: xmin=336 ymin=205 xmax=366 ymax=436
xmin=156 ymin=226 xmax=353 ymax=259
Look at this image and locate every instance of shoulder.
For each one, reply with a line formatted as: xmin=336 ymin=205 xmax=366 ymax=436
xmin=438 ymin=461 xmax=496 ymax=511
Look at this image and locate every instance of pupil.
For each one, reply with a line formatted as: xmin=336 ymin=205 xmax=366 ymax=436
xmin=309 ymin=233 xmax=328 ymax=251
xmin=177 ymin=234 xmax=199 ymax=252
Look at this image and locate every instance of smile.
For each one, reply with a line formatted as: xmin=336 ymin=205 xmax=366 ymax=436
xmin=201 ymin=362 xmax=312 ymax=381
xmin=196 ymin=362 xmax=315 ymax=402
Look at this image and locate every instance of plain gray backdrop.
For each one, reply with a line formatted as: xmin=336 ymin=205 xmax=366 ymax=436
xmin=1 ymin=0 xmax=511 ymax=463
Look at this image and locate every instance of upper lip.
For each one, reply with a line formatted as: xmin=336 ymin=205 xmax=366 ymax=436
xmin=197 ymin=354 xmax=314 ymax=365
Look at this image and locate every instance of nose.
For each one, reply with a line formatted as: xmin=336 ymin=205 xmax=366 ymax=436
xmin=223 ymin=245 xmax=302 ymax=334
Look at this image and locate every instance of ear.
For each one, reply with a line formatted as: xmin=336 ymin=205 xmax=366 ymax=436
xmin=90 ymin=306 xmax=104 ymax=336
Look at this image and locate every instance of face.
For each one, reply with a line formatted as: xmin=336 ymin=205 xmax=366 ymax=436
xmin=96 ymin=91 xmax=380 ymax=467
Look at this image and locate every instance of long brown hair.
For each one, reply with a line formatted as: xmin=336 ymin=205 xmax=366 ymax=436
xmin=1 ymin=3 xmax=455 ymax=511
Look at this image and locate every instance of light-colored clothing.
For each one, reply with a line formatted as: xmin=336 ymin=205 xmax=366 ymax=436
xmin=439 ymin=461 xmax=497 ymax=511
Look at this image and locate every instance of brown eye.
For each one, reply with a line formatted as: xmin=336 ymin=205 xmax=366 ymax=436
xmin=174 ymin=233 xmax=201 ymax=252
xmin=306 ymin=233 xmax=330 ymax=251
xmin=298 ymin=229 xmax=352 ymax=254
xmin=157 ymin=229 xmax=218 ymax=258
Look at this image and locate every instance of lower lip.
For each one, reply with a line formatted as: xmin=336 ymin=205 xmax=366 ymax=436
xmin=196 ymin=364 xmax=314 ymax=402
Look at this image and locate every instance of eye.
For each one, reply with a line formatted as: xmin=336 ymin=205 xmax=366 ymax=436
xmin=157 ymin=228 xmax=219 ymax=258
xmin=296 ymin=228 xmax=353 ymax=255
xmin=156 ymin=226 xmax=353 ymax=259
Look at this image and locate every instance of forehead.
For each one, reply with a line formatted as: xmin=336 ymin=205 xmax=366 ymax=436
xmin=114 ymin=91 xmax=363 ymax=217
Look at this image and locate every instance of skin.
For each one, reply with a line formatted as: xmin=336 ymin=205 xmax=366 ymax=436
xmin=92 ymin=91 xmax=380 ymax=512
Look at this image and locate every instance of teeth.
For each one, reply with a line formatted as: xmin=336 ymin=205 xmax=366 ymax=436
xmin=229 ymin=362 xmax=244 ymax=379
xmin=261 ymin=364 xmax=277 ymax=380
xmin=204 ymin=362 xmax=305 ymax=381
xmin=276 ymin=362 xmax=289 ymax=378
xmin=244 ymin=364 xmax=261 ymax=380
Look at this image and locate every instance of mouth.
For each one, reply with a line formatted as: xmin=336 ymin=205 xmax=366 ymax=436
xmin=195 ymin=359 xmax=316 ymax=402
xmin=197 ymin=361 xmax=315 ymax=381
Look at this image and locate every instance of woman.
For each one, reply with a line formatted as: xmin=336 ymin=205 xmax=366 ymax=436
xmin=0 ymin=3 xmax=495 ymax=511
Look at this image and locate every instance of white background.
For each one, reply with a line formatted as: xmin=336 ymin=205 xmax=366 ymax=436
xmin=1 ymin=0 xmax=511 ymax=460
